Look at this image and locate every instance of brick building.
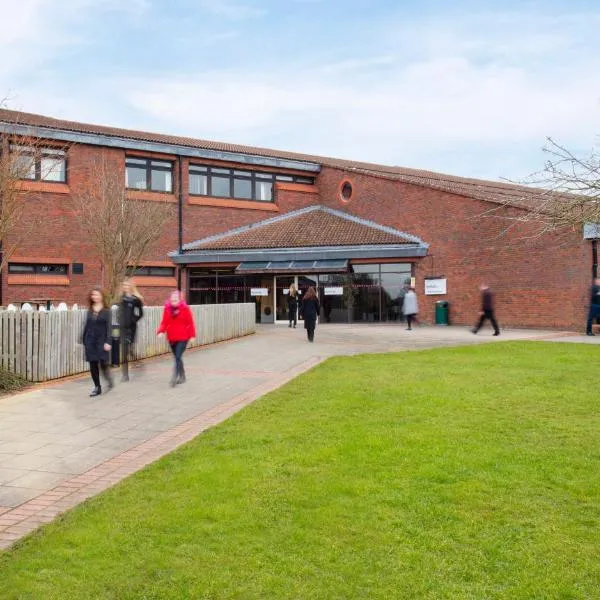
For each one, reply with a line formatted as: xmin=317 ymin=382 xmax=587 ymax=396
xmin=0 ymin=109 xmax=594 ymax=329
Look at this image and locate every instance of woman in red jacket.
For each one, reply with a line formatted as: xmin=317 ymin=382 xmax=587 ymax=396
xmin=157 ymin=290 xmax=196 ymax=386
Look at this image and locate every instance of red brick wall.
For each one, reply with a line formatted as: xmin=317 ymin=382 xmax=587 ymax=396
xmin=316 ymin=167 xmax=590 ymax=329
xmin=2 ymin=142 xmax=591 ymax=329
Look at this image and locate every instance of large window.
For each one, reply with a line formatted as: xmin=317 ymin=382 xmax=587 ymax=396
xmin=127 ymin=266 xmax=175 ymax=277
xmin=126 ymin=157 xmax=173 ymax=192
xmin=189 ymin=165 xmax=314 ymax=202
xmin=8 ymin=263 xmax=68 ymax=275
xmin=11 ymin=145 xmax=67 ymax=182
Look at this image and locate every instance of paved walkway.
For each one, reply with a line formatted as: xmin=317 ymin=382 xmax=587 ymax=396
xmin=0 ymin=323 xmax=590 ymax=548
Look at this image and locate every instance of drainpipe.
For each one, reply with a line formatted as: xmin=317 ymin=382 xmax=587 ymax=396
xmin=593 ymin=240 xmax=598 ymax=279
xmin=178 ymin=155 xmax=184 ymax=292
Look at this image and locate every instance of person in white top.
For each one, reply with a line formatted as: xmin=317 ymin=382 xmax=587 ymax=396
xmin=403 ymin=287 xmax=419 ymax=331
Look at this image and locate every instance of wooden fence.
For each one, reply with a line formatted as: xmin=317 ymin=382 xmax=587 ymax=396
xmin=0 ymin=303 xmax=255 ymax=382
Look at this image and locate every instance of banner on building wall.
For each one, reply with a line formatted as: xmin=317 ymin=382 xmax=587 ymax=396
xmin=324 ymin=286 xmax=344 ymax=296
xmin=424 ymin=279 xmax=447 ymax=295
xmin=250 ymin=288 xmax=269 ymax=297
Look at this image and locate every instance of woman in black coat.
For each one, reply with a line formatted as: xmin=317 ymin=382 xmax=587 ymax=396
xmin=287 ymin=283 xmax=299 ymax=328
xmin=82 ymin=287 xmax=113 ymax=397
xmin=119 ymin=279 xmax=144 ymax=382
xmin=301 ymin=286 xmax=320 ymax=342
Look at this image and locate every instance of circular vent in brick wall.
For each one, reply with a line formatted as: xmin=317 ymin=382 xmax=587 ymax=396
xmin=340 ymin=180 xmax=353 ymax=202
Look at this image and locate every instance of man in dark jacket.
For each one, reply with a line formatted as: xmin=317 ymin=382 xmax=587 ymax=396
xmin=586 ymin=277 xmax=600 ymax=335
xmin=472 ymin=284 xmax=500 ymax=336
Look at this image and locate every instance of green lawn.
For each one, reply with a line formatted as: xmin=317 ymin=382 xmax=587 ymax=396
xmin=1 ymin=342 xmax=599 ymax=599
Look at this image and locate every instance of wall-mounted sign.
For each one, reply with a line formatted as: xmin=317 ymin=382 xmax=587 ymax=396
xmin=584 ymin=222 xmax=600 ymax=239
xmin=324 ymin=286 xmax=344 ymax=296
xmin=251 ymin=288 xmax=269 ymax=297
xmin=424 ymin=278 xmax=447 ymax=295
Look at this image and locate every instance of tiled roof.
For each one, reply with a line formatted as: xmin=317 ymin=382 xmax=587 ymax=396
xmin=0 ymin=108 xmax=547 ymax=207
xmin=184 ymin=206 xmax=423 ymax=251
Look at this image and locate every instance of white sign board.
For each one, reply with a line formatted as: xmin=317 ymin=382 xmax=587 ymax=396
xmin=324 ymin=286 xmax=344 ymax=296
xmin=584 ymin=222 xmax=600 ymax=239
xmin=251 ymin=288 xmax=269 ymax=297
xmin=424 ymin=279 xmax=447 ymax=296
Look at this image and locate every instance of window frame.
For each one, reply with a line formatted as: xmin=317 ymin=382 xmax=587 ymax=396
xmin=188 ymin=164 xmax=314 ymax=202
xmin=10 ymin=145 xmax=68 ymax=183
xmin=125 ymin=156 xmax=174 ymax=193
xmin=127 ymin=266 xmax=176 ymax=277
xmin=8 ymin=262 xmax=69 ymax=275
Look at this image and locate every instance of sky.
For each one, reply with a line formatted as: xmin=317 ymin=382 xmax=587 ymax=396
xmin=1 ymin=0 xmax=599 ymax=181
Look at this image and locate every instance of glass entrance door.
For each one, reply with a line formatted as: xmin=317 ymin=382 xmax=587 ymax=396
xmin=275 ymin=276 xmax=295 ymax=322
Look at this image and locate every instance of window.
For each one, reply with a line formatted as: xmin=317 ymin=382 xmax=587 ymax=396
xmin=126 ymin=157 xmax=173 ymax=192
xmin=8 ymin=263 xmax=68 ymax=274
xmin=10 ymin=145 xmax=67 ymax=182
xmin=128 ymin=266 xmax=175 ymax=277
xmin=340 ymin=180 xmax=353 ymax=202
xmin=188 ymin=165 xmax=314 ymax=202
xmin=189 ymin=166 xmax=208 ymax=195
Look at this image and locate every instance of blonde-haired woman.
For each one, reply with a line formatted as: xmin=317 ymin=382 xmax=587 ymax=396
xmin=119 ymin=278 xmax=144 ymax=382
xmin=288 ymin=283 xmax=299 ymax=328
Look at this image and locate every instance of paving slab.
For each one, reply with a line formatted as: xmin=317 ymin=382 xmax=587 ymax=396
xmin=0 ymin=323 xmax=593 ymax=549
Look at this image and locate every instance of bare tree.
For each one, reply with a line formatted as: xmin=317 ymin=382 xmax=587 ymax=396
xmin=483 ymin=138 xmax=600 ymax=237
xmin=0 ymin=103 xmax=70 ymax=272
xmin=71 ymin=156 xmax=175 ymax=302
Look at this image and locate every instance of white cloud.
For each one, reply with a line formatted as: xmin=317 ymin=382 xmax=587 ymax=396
xmin=0 ymin=0 xmax=149 ymax=81
xmin=3 ymin=3 xmax=600 ymax=180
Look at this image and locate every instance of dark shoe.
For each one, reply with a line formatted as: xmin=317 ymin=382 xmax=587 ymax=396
xmin=177 ymin=368 xmax=186 ymax=385
xmin=586 ymin=332 xmax=595 ymax=336
xmin=406 ymin=327 xmax=412 ymax=331
xmin=288 ymin=323 xmax=292 ymax=328
xmin=89 ymin=387 xmax=101 ymax=397
xmin=471 ymin=329 xmax=477 ymax=334
xmin=293 ymin=324 xmax=296 ymax=328
xmin=493 ymin=332 xmax=500 ymax=336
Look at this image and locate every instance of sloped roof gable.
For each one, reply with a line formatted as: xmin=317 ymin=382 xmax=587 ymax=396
xmin=183 ymin=206 xmax=426 ymax=251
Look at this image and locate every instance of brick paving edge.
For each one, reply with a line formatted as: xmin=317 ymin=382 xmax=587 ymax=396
xmin=0 ymin=355 xmax=324 ymax=551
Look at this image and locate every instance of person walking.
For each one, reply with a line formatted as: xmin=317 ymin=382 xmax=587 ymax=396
xmin=288 ymin=283 xmax=299 ymax=328
xmin=119 ymin=278 xmax=144 ymax=382
xmin=157 ymin=290 xmax=196 ymax=386
xmin=301 ymin=286 xmax=320 ymax=342
xmin=472 ymin=283 xmax=500 ymax=336
xmin=585 ymin=277 xmax=600 ymax=335
xmin=81 ymin=287 xmax=114 ymax=397
xmin=403 ymin=286 xmax=419 ymax=330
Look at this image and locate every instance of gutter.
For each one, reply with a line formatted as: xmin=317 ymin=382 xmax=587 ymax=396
xmin=0 ymin=122 xmax=322 ymax=174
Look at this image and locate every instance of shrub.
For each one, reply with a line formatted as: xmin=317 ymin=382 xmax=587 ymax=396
xmin=0 ymin=369 xmax=29 ymax=393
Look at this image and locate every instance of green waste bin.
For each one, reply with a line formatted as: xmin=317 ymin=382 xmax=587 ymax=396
xmin=435 ymin=300 xmax=449 ymax=325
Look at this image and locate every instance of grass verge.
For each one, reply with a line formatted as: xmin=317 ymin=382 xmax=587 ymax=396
xmin=0 ymin=342 xmax=598 ymax=599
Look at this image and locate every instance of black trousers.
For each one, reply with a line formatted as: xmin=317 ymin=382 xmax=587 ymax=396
xmin=89 ymin=360 xmax=112 ymax=388
xmin=305 ymin=320 xmax=316 ymax=341
xmin=406 ymin=314 xmax=416 ymax=329
xmin=474 ymin=310 xmax=500 ymax=334
xmin=288 ymin=306 xmax=297 ymax=327
xmin=120 ymin=335 xmax=136 ymax=378
xmin=170 ymin=341 xmax=188 ymax=378
xmin=586 ymin=304 xmax=600 ymax=333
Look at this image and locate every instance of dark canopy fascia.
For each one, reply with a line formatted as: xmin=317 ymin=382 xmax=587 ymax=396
xmin=169 ymin=243 xmax=428 ymax=265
